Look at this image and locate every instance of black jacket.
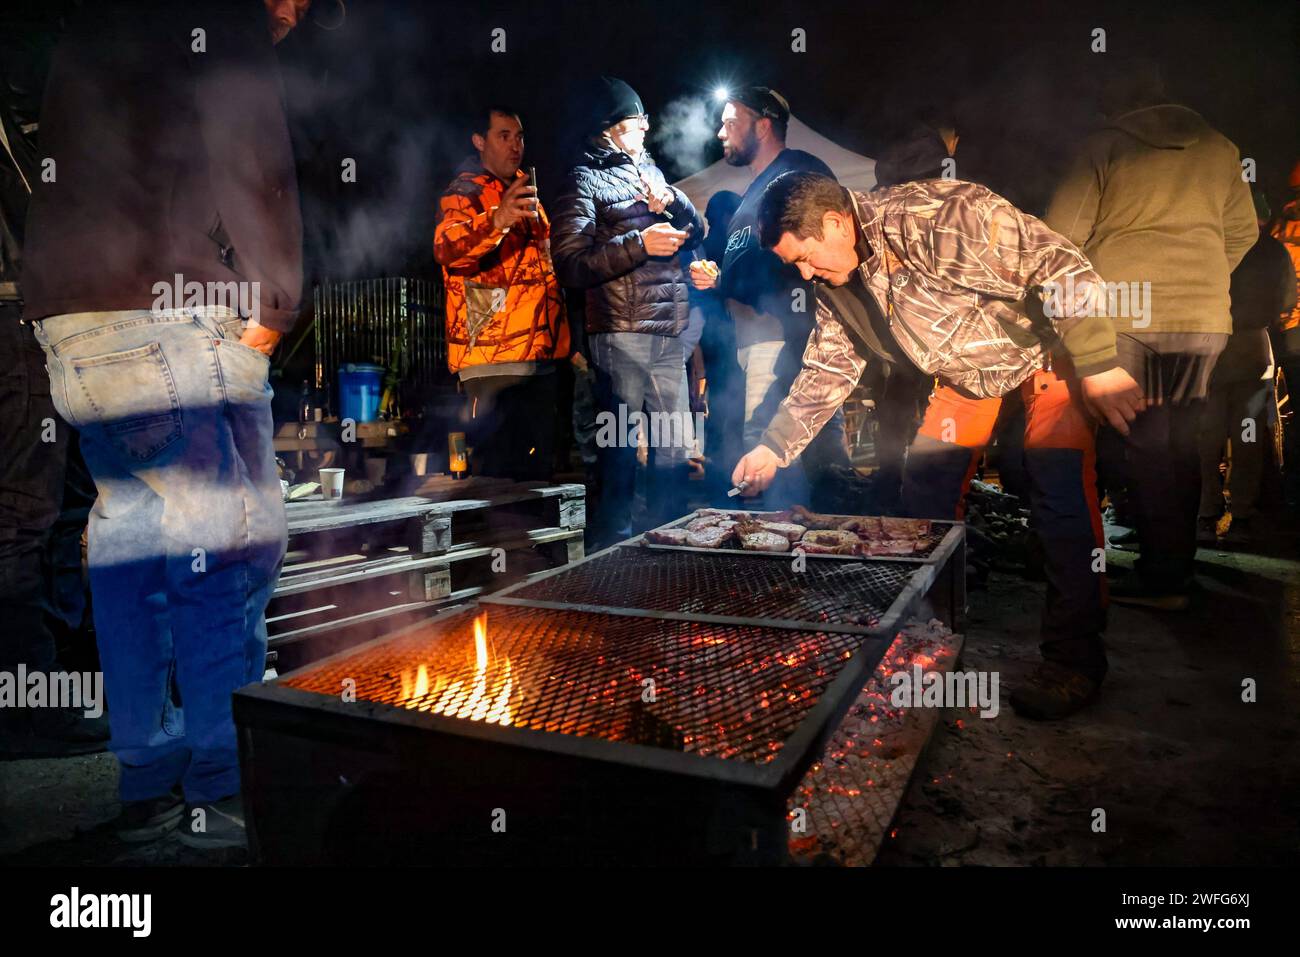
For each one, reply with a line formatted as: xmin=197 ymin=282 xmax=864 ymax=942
xmin=551 ymin=145 xmax=702 ymax=336
xmin=720 ymin=148 xmax=834 ymax=341
xmin=21 ymin=0 xmax=303 ymax=331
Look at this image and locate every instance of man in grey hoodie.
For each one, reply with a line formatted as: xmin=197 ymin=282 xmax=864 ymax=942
xmin=1045 ymin=60 xmax=1257 ymax=610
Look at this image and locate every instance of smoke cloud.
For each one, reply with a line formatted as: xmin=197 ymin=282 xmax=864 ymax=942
xmin=651 ymin=96 xmax=718 ymax=179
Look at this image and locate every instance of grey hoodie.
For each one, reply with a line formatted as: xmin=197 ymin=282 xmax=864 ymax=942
xmin=1044 ymin=104 xmax=1257 ymax=335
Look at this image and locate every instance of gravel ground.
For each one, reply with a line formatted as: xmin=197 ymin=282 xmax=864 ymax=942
xmin=877 ymin=524 xmax=1300 ymax=866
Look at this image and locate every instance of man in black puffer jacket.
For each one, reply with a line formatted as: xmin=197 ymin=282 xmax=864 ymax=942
xmin=552 ymin=77 xmax=704 ymax=543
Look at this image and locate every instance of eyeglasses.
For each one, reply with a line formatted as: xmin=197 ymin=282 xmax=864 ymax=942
xmin=614 ymin=114 xmax=650 ymax=132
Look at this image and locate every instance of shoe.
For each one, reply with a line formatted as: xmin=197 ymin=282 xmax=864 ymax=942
xmin=1108 ymin=576 xmax=1190 ymax=611
xmin=1107 ymin=527 xmax=1140 ymax=551
xmin=1196 ymin=516 xmax=1220 ymax=545
xmin=1009 ymin=661 xmax=1101 ymax=720
xmin=178 ymin=794 xmax=247 ymax=850
xmin=115 ymin=789 xmax=185 ymax=842
xmin=0 ymin=706 xmax=110 ymax=759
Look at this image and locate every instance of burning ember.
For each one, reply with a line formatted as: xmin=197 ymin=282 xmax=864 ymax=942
xmin=788 ymin=618 xmax=961 ymax=865
xmin=282 ymin=604 xmax=869 ymax=762
xmin=399 ymin=612 xmax=515 ymax=725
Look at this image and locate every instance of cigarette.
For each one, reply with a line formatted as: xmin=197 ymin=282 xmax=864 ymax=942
xmin=727 ymin=481 xmax=749 ymax=497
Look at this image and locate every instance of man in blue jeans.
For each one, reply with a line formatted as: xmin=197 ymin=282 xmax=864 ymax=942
xmin=20 ymin=0 xmax=309 ymax=849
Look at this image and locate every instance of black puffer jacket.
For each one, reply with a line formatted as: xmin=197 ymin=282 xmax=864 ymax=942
xmin=551 ymin=145 xmax=703 ymax=336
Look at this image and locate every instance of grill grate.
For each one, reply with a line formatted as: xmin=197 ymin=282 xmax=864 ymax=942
xmin=280 ymin=604 xmax=866 ymax=765
xmin=487 ymin=547 xmax=915 ymax=631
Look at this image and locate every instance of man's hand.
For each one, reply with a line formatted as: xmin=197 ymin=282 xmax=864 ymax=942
xmin=570 ymin=351 xmax=589 ymax=374
xmin=689 ymin=259 xmax=720 ymax=290
xmin=637 ymin=171 xmax=675 ymax=214
xmin=642 ymin=222 xmax=689 ymax=257
xmin=491 ymin=176 xmax=539 ymax=231
xmin=239 ymin=324 xmax=282 ymax=357
xmin=732 ymin=444 xmax=781 ymax=495
xmin=1080 ymin=366 xmax=1145 ymax=435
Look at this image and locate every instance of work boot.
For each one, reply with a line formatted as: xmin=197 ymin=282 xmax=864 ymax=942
xmin=179 ymin=794 xmax=247 ymax=850
xmin=1108 ymin=576 xmax=1191 ymax=611
xmin=1009 ymin=661 xmax=1101 ymax=720
xmin=115 ymin=788 xmax=185 ymax=843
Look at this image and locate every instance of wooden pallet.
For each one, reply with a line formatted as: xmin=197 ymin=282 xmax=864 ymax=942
xmin=266 ymin=482 xmax=585 ymax=669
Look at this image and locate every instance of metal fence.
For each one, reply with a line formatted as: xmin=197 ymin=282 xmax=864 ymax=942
xmin=312 ymin=277 xmax=446 ymax=405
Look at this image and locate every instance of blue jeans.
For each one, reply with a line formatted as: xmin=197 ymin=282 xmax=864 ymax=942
xmin=588 ymin=332 xmax=690 ymax=541
xmin=34 ymin=308 xmax=285 ymax=804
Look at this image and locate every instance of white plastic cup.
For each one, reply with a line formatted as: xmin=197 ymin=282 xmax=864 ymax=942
xmin=319 ymin=467 xmax=346 ymax=500
xmin=410 ymin=453 xmax=429 ymax=476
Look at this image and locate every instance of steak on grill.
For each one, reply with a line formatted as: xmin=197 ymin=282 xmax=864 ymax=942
xmin=734 ymin=518 xmax=792 ymax=552
xmin=686 ymin=525 xmax=735 ymax=548
xmin=858 ymin=538 xmax=926 ymax=557
xmin=761 ymin=521 xmax=807 ymax=543
xmin=789 ymin=505 xmax=843 ymax=530
xmin=643 ymin=528 xmax=690 ymax=546
xmin=802 ymin=529 xmax=860 ymax=549
xmin=879 ymin=517 xmax=932 ymax=539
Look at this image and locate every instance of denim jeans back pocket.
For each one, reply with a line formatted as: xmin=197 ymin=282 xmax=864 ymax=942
xmin=70 ymin=341 xmax=183 ymax=463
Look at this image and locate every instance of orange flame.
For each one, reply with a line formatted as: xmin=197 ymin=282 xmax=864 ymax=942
xmin=395 ymin=611 xmax=515 ymax=726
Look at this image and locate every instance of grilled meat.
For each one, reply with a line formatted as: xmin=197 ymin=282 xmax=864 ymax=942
xmin=789 ymin=505 xmax=842 ymax=530
xmin=643 ymin=528 xmax=690 ymax=546
xmin=686 ymin=525 xmax=735 ymax=548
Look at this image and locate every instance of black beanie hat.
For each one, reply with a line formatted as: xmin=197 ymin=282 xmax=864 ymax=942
xmin=588 ymin=76 xmax=645 ymax=136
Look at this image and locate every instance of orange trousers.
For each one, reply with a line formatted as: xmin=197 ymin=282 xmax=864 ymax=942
xmin=902 ymin=365 xmax=1108 ymax=676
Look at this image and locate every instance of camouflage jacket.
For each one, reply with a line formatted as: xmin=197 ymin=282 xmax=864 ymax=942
xmin=760 ymin=180 xmax=1118 ymax=464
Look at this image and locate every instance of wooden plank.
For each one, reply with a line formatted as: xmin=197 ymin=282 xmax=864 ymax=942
xmin=274 ymin=528 xmax=584 ymax=599
xmin=286 ymin=484 xmax=586 ymax=540
xmin=285 ymin=497 xmax=440 ymax=534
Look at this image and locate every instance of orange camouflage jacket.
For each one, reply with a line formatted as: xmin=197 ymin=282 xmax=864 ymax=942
xmin=434 ymin=160 xmax=569 ymax=373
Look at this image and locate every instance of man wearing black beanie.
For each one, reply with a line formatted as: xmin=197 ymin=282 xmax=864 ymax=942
xmin=552 ymin=77 xmax=704 ymax=545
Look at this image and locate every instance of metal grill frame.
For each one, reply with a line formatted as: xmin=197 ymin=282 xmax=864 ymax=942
xmin=234 ymin=518 xmax=965 ymax=864
xmin=638 ymin=509 xmax=963 ymax=565
xmin=237 ymin=601 xmax=895 ymax=794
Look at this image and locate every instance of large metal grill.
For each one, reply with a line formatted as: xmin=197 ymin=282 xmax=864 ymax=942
xmin=484 ymin=545 xmax=923 ymax=636
xmin=279 ymin=603 xmax=868 ymax=765
xmin=234 ymin=515 xmax=964 ymax=865
xmin=312 ymin=277 xmax=446 ymax=406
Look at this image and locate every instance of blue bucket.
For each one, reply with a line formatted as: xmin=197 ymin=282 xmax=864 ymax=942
xmin=337 ymin=363 xmax=385 ymax=423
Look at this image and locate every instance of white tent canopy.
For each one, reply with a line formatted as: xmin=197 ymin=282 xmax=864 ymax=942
xmin=672 ymin=115 xmax=876 ymax=214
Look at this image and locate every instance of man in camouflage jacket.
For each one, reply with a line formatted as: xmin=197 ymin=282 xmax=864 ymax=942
xmin=734 ymin=171 xmax=1145 ymax=720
